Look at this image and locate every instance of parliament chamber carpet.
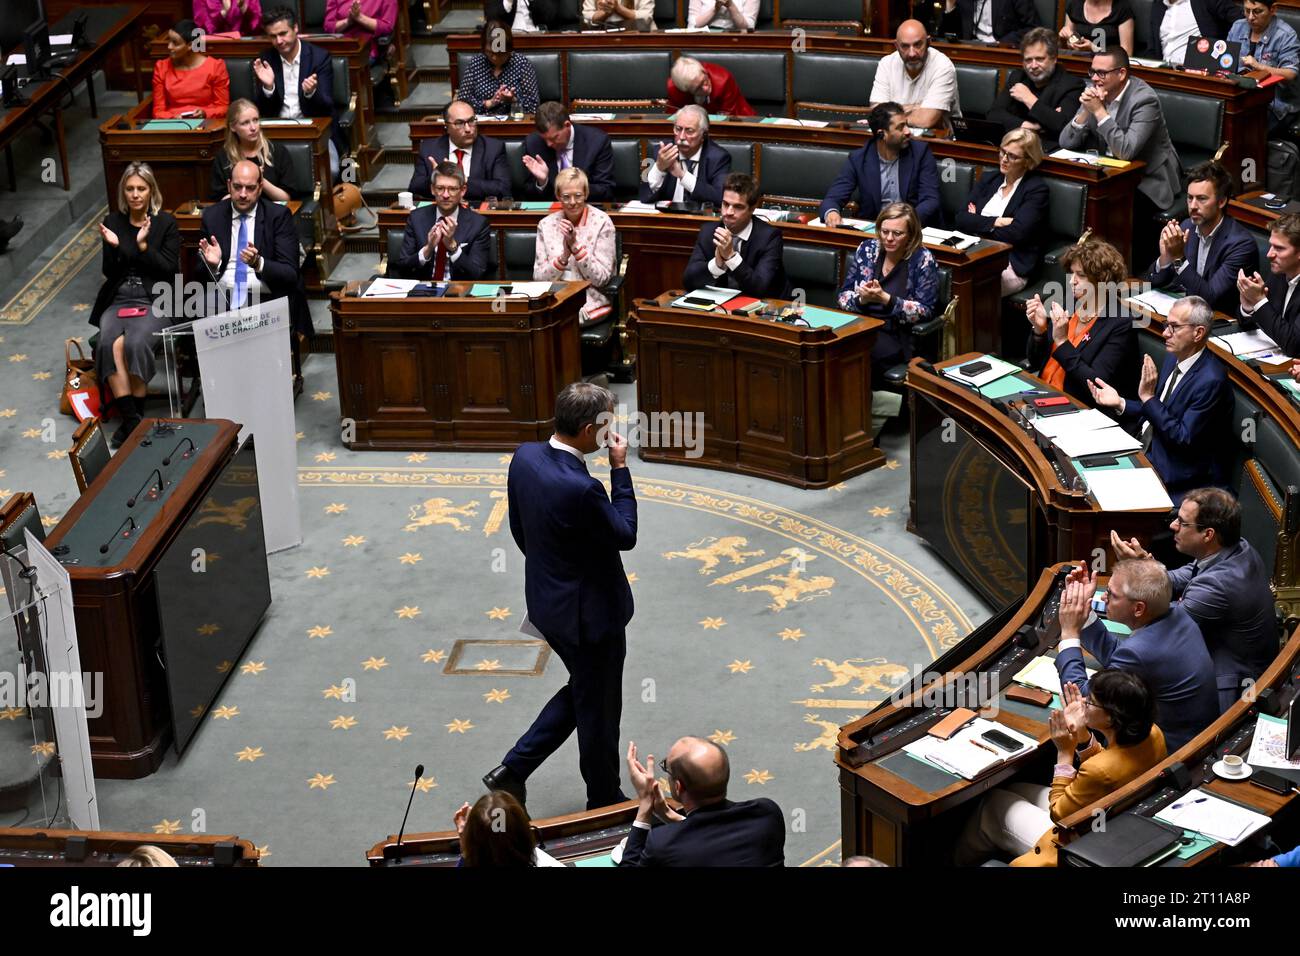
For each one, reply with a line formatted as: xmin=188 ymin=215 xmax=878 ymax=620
xmin=0 ymin=202 xmax=992 ymax=866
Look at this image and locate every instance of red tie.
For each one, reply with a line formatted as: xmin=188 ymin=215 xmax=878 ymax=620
xmin=433 ymin=243 xmax=448 ymax=281
xmin=454 ymin=148 xmax=466 ymax=172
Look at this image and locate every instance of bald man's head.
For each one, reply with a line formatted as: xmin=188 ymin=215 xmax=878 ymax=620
xmin=896 ymin=19 xmax=929 ymax=72
xmin=666 ymin=736 xmax=729 ymax=804
xmin=229 ymin=159 xmax=264 ymax=213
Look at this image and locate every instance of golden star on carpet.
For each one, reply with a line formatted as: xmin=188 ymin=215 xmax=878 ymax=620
xmin=484 ymin=688 xmax=511 ymax=703
xmin=446 ymin=718 xmax=474 ymax=733
xmin=361 ymin=656 xmax=388 ymax=671
xmin=71 ymin=305 xmax=89 ymax=313
xmin=626 ymin=572 xmax=638 ymax=583
xmin=306 ymin=625 xmax=333 ymax=639
xmin=708 ymin=730 xmax=736 ymax=746
xmin=21 ymin=427 xmax=41 ymax=438
xmin=593 ymin=456 xmax=609 ymax=468
xmin=40 ymin=515 xmax=60 ymax=529
xmin=0 ymin=409 xmax=16 ymax=418
xmin=240 ymin=661 xmax=266 ymax=676
xmin=406 ymin=452 xmax=427 ymax=463
xmin=307 ymin=772 xmax=336 ymax=790
xmin=421 ymin=649 xmax=446 ymax=663
xmin=869 ymin=506 xmax=893 ymax=517
xmin=30 ymin=741 xmax=56 ymax=757
xmin=31 ymin=371 xmax=52 ymax=380
xmin=744 ymin=769 xmax=773 ymax=785
xmin=829 ymin=482 xmax=847 ymax=493
xmin=885 ymin=459 xmax=901 ymax=470
xmin=45 ymin=449 xmax=68 ymax=460
xmin=212 ymin=705 xmax=239 ymax=719
xmin=324 ymin=502 xmax=348 ymax=514
xmin=296 ymin=432 xmax=305 ymax=441
xmin=410 ymin=776 xmax=438 ymax=792
xmin=779 ymin=628 xmax=805 ymax=642
xmin=485 ymin=606 xmax=510 ymax=620
xmin=395 ymin=605 xmax=421 ymax=619
xmin=235 ymin=746 xmax=264 ymax=762
xmin=0 ymin=707 xmax=22 ymax=722
xmin=342 ymin=534 xmax=366 ymax=547
xmin=329 ymin=715 xmax=357 ymax=730
xmin=399 ymin=552 xmax=422 ymax=565
xmin=700 ymin=617 xmax=726 ymax=630
xmin=475 ymin=659 xmax=501 ymax=671
xmin=498 ymin=454 xmax=513 ymax=464
xmin=322 ymin=684 xmax=348 ymax=700
xmin=312 ymin=390 xmax=332 ymax=401
xmin=215 ymin=660 xmax=233 ymax=673
xmin=196 ymin=623 xmax=220 ymax=635
xmin=153 ymin=819 xmax=182 ymax=834
xmin=189 ymin=705 xmax=205 ymax=718
xmin=728 ymin=659 xmax=754 ymax=674
xmin=7 ymin=353 xmax=27 ymax=362
xmin=383 ymin=725 xmax=412 ymax=741
xmin=256 ymin=845 xmax=271 ymax=859
xmin=314 ymin=451 xmax=336 ymax=463
xmin=305 ymin=566 xmax=330 ymax=579
xmin=0 ymin=490 xmax=11 ymax=500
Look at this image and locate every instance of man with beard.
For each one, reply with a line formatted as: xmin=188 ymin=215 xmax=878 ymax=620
xmin=987 ymin=28 xmax=1085 ymax=151
xmin=867 ymin=19 xmax=961 ymax=133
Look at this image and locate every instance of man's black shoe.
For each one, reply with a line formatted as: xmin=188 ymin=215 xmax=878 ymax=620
xmin=482 ymin=764 xmax=527 ymax=806
xmin=0 ymin=216 xmax=22 ymax=251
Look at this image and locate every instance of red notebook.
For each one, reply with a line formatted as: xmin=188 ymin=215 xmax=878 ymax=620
xmin=720 ymin=294 xmax=765 ymax=314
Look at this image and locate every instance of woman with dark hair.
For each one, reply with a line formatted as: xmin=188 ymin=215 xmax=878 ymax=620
xmin=956 ymin=670 xmax=1168 ymax=866
xmin=455 ymin=791 xmax=565 ymax=867
xmin=210 ymin=99 xmax=293 ymax=201
xmin=456 ymin=20 xmax=541 ymax=116
xmin=151 ymin=19 xmax=230 ymax=118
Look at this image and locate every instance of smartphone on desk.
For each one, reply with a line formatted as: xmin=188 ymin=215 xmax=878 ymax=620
xmin=981 ymin=729 xmax=1023 ymax=752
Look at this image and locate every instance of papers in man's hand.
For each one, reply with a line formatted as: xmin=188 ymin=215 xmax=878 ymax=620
xmin=941 ymin=355 xmax=1021 ymax=387
xmin=921 ymin=227 xmax=980 ymax=250
xmin=809 ymin=216 xmax=874 ymax=231
xmin=1013 ymin=655 xmax=1096 ymax=696
xmin=1212 ymin=329 xmax=1294 ymax=364
xmin=363 ymin=278 xmax=422 ymax=298
xmin=1247 ymin=713 xmax=1300 ymax=771
xmin=1030 ymin=407 xmax=1114 ymax=439
xmin=1051 ymin=425 xmax=1143 ymax=458
xmin=1155 ymin=788 xmax=1271 ymax=846
xmin=1082 ymin=468 xmax=1173 ymax=511
xmin=902 ymin=717 xmax=1036 ymax=779
xmin=1126 ymin=289 xmax=1181 ymax=316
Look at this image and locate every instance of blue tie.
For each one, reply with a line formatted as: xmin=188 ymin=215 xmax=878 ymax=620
xmin=233 ymin=214 xmax=249 ymax=308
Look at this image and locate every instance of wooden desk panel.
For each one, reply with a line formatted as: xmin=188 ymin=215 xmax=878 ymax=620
xmin=0 ymin=826 xmax=260 ymax=866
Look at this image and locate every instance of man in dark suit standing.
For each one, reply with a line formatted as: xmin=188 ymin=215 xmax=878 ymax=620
xmin=409 ymin=99 xmax=512 ymax=203
xmin=484 ymin=382 xmax=637 ymax=810
xmin=620 ymin=737 xmax=785 ymax=866
xmin=683 ymin=173 xmax=789 ymax=297
xmin=1112 ymin=489 xmax=1279 ymax=713
xmin=395 ymin=162 xmax=493 ymax=281
xmin=522 ymin=102 xmax=617 ymax=202
xmin=1055 ymin=561 xmax=1219 ymax=753
xmin=640 ymin=105 xmax=731 ymax=206
xmin=939 ymin=0 xmax=1040 ymax=43
xmin=986 ymin=29 xmax=1085 ymax=151
xmin=1146 ymin=162 xmax=1259 ymax=320
xmin=1238 ymin=213 xmax=1300 ymax=354
xmin=1089 ymin=296 xmax=1233 ymax=502
xmin=819 ymin=102 xmax=941 ymax=228
xmin=254 ymin=6 xmax=342 ymax=178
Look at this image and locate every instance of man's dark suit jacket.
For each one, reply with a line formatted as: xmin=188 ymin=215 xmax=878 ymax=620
xmin=1120 ymin=348 xmax=1233 ymax=498
xmin=409 ymin=133 xmax=512 ymax=202
xmin=682 ymin=216 xmax=791 ymax=298
xmin=1145 ymin=215 xmax=1259 ymax=320
xmin=1025 ymin=315 xmax=1139 ymax=405
xmin=954 ymin=171 xmax=1050 ymax=277
xmin=618 ymin=798 xmax=785 ymax=867
xmin=818 ymin=141 xmax=941 ymax=227
xmin=484 ymin=0 xmax=561 ymax=29
xmin=639 ymin=138 xmax=731 ymax=205
xmin=1238 ymin=271 xmax=1300 ymax=355
xmin=395 ymin=204 xmax=493 ymax=280
xmin=523 ymin=124 xmax=616 ymax=202
xmin=196 ymin=197 xmax=312 ymax=337
xmin=507 ymin=442 xmax=636 ymax=649
xmin=252 ymin=40 xmax=343 ymax=153
xmin=1168 ymin=539 xmax=1279 ymax=712
xmin=1056 ymin=606 xmax=1220 ymax=753
xmin=939 ymin=0 xmax=1040 ymax=43
xmin=986 ymin=66 xmax=1086 ymax=147
xmin=1147 ymin=0 xmax=1240 ymax=59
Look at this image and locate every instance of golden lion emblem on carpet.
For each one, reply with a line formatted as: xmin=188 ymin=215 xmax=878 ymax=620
xmin=809 ymin=657 xmax=910 ymax=695
xmin=661 ymin=535 xmax=764 ymax=574
xmin=193 ymin=497 xmax=258 ymax=531
xmin=737 ymin=564 xmax=835 ymax=611
xmin=404 ymin=497 xmax=480 ymax=532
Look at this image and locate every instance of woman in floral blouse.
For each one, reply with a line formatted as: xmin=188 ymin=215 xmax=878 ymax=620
xmin=837 ymin=201 xmax=939 ymax=381
xmin=533 ymin=168 xmax=616 ymax=324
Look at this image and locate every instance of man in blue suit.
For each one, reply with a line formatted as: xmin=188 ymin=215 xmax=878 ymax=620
xmin=254 ymin=6 xmax=343 ymax=176
xmin=619 ymin=737 xmax=785 ymax=866
xmin=394 ymin=163 xmax=492 ymax=280
xmin=640 ymin=105 xmax=731 ymax=206
xmin=1055 ymin=561 xmax=1219 ymax=753
xmin=683 ymin=173 xmax=790 ymax=298
xmin=1089 ymin=295 xmax=1234 ymax=502
xmin=819 ymin=102 xmax=941 ymax=228
xmin=1238 ymin=212 xmax=1300 ymax=355
xmin=484 ymin=383 xmax=637 ymax=810
xmin=1145 ymin=162 xmax=1259 ymax=320
xmin=522 ymin=102 xmax=617 ymax=203
xmin=409 ymin=99 xmax=512 ymax=203
xmin=1112 ymin=489 xmax=1279 ymax=713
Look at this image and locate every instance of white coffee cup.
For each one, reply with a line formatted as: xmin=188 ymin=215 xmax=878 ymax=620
xmin=398 ymin=191 xmax=414 ymax=209
xmin=1222 ymin=754 xmax=1245 ymax=776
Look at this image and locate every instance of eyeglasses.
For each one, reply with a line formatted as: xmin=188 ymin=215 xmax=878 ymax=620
xmin=879 ymin=227 xmax=909 ymax=239
xmin=672 ymin=124 xmax=700 ymax=135
xmin=658 ymin=756 xmax=671 ymax=777
xmin=558 ymin=192 xmax=585 ymax=203
xmin=448 ymin=117 xmax=478 ymax=128
xmin=1088 ymin=66 xmax=1122 ymax=77
xmin=1171 ymin=515 xmax=1201 ymax=529
xmin=1164 ymin=320 xmax=1194 ymax=331
xmin=998 ymin=149 xmax=1025 ymax=162
xmin=1103 ymin=586 xmax=1127 ymax=603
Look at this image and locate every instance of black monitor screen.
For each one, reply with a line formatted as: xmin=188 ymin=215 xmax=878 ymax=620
xmin=0 ymin=0 xmax=42 ymax=55
xmin=24 ymin=19 xmax=49 ymax=68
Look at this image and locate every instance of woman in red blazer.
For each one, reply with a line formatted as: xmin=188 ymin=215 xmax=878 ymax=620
xmin=151 ymin=19 xmax=230 ymax=119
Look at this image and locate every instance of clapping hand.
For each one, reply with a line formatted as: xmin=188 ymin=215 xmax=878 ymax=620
xmin=252 ymin=57 xmax=275 ymax=88
xmin=712 ymin=226 xmax=735 ymax=264
xmin=1048 ymin=300 xmax=1070 ymax=344
xmin=1136 ymin=353 xmax=1159 ymax=403
xmin=135 ymin=215 xmax=152 ymax=251
xmin=1049 ymin=707 xmax=1083 ymax=758
xmin=626 ymin=741 xmax=658 ymax=804
xmin=1238 ymin=268 xmax=1267 ymax=308
xmin=1087 ymin=376 xmax=1122 ymax=411
xmin=99 ymin=223 xmax=120 ymax=248
xmin=302 ymin=72 xmax=319 ymax=96
xmin=1025 ymin=294 xmax=1049 ymax=334
xmin=559 ymin=217 xmax=576 ymax=249
xmin=857 ymin=279 xmax=888 ymax=305
xmin=239 ymin=242 xmax=260 ymax=266
xmin=1061 ymin=681 xmax=1089 ymax=738
xmin=199 ymin=235 xmax=223 ymax=268
xmin=522 ymin=153 xmax=549 ymax=184
xmin=349 ymin=0 xmax=363 ymax=23
xmin=656 ymin=142 xmax=679 ymax=173
xmin=1159 ymin=218 xmax=1187 ymax=262
xmin=453 ymin=801 xmax=471 ymax=835
xmin=1109 ymin=529 xmax=1150 ymax=560
xmin=1056 ymin=572 xmax=1095 ymax=640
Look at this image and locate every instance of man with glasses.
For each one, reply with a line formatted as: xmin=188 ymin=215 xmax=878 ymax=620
xmin=1229 ymin=0 xmax=1300 ymax=138
xmin=1112 ymin=489 xmax=1278 ymax=713
xmin=1054 ymin=560 xmax=1218 ymax=753
xmin=1058 ymin=47 xmax=1182 ymax=267
xmin=987 ymin=28 xmax=1086 ymax=151
xmin=821 ymin=102 xmax=941 ymax=228
xmin=1088 ymin=295 xmax=1233 ymax=501
xmin=641 ymin=105 xmax=732 ymax=206
xmin=410 ymin=99 xmax=511 ymax=203
xmin=1239 ymin=213 xmax=1300 ymax=355
xmin=620 ymin=737 xmax=785 ymax=866
xmin=394 ymin=162 xmax=492 ymax=280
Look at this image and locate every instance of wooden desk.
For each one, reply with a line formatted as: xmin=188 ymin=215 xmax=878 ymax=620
xmin=330 ymin=280 xmax=586 ymax=451
xmin=0 ymin=826 xmax=260 ymax=866
xmin=1230 ymin=189 xmax=1294 ymax=232
xmin=630 ymin=292 xmax=885 ymax=488
xmin=907 ymin=355 xmax=1169 ymax=608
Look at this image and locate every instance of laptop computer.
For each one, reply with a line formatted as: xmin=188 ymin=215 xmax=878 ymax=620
xmin=951 ymin=115 xmax=1006 ymax=148
xmin=1184 ymin=36 xmax=1241 ymax=76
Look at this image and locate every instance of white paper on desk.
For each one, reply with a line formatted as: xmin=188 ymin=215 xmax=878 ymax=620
xmin=1213 ymin=329 xmax=1291 ymax=361
xmin=1130 ymin=57 xmax=1166 ymax=68
xmin=569 ymin=112 xmax=617 ymax=121
xmin=921 ymin=227 xmax=979 ymax=250
xmin=618 ymin=201 xmax=661 ymax=214
xmin=502 ymin=281 xmax=554 ymax=297
xmin=809 ymin=216 xmax=873 ymax=231
xmin=1082 ymin=468 xmax=1174 ymax=511
xmin=1051 ymin=148 xmax=1103 ymax=165
xmin=1030 ymin=407 xmax=1115 ymax=439
xmin=1155 ymin=788 xmax=1271 ymax=846
xmin=1247 ymin=713 xmax=1300 ymax=771
xmin=260 ymin=118 xmax=313 ymax=126
xmin=762 ymin=117 xmax=830 ymax=128
xmin=49 ymin=34 xmax=73 ymax=46
xmin=363 ymin=278 xmax=421 ymax=298
xmin=6 ymin=54 xmax=26 ymax=66
xmin=902 ymin=717 xmax=1035 ymax=779
xmin=1013 ymin=655 xmax=1097 ymax=696
xmin=1051 ymin=425 xmax=1143 ymax=458
xmin=474 ymin=114 xmax=511 ymax=122
xmin=941 ymin=355 xmax=1021 ymax=387
xmin=663 ymin=26 xmax=713 ymax=32
xmin=1126 ymin=290 xmax=1181 ymax=316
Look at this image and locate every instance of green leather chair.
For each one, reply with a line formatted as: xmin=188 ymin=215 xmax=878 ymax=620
xmin=228 ymin=58 xmax=256 ymax=104
xmin=954 ymin=64 xmax=999 ymax=119
xmin=655 ymin=0 xmax=680 ymax=29
xmin=716 ymin=140 xmax=753 ymax=176
xmin=1130 ymin=0 xmax=1154 ymax=55
xmin=756 ymin=0 xmax=775 ymax=30
xmin=778 ymin=0 xmax=866 ymax=34
xmin=792 ymin=53 xmax=878 ymax=122
xmin=937 ymin=159 xmax=979 ymax=229
xmin=757 ymin=143 xmax=853 ymax=205
xmin=611 ymin=139 xmax=644 ymax=201
xmin=568 ymin=50 xmax=673 ymax=105
xmin=696 ymin=50 xmax=787 ymax=116
xmin=1006 ymin=177 xmax=1088 ymax=311
xmin=1033 ymin=0 xmax=1060 ymax=30
xmin=783 ymin=243 xmax=842 ymax=309
xmin=504 ymin=140 xmax=531 ymax=195
xmin=300 ymin=0 xmax=327 ymax=33
xmin=1154 ymin=88 xmax=1224 ymax=172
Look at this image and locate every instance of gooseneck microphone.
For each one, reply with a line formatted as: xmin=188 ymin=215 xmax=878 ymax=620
xmin=162 ymin=437 xmax=195 ymax=466
xmin=126 ymin=469 xmax=164 ymax=508
xmin=391 ymin=763 xmax=424 ymax=864
xmin=99 ymin=516 xmax=137 ymax=554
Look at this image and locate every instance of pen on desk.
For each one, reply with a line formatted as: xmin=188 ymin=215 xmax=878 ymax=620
xmin=970 ymin=739 xmax=999 ymax=755
xmin=1169 ymin=796 xmax=1207 ymax=811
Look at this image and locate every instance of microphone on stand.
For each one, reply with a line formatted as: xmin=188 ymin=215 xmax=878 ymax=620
xmin=386 ymin=764 xmax=424 ymax=863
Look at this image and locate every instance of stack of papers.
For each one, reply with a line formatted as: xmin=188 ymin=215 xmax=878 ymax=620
xmin=261 ymin=118 xmax=313 ymax=126
xmin=1051 ymin=426 xmax=1142 ymax=458
xmin=1012 ymin=655 xmax=1096 ymax=696
xmin=808 ymin=216 xmax=874 ymax=232
xmin=363 ymin=278 xmax=422 ymax=298
xmin=941 ymin=355 xmax=1021 ymax=387
xmin=1212 ymin=329 xmax=1293 ymax=364
xmin=1247 ymin=713 xmax=1300 ymax=771
xmin=921 ymin=227 xmax=980 ymax=250
xmin=1155 ymin=789 xmax=1271 ymax=846
xmin=759 ymin=117 xmax=829 ymax=128
xmin=902 ymin=717 xmax=1036 ymax=779
xmin=569 ymin=112 xmax=617 ymax=121
xmin=617 ymin=201 xmax=660 ymax=214
xmin=1030 ymin=407 xmax=1113 ymax=439
xmin=1050 ymin=149 xmax=1132 ymax=168
xmin=671 ymin=286 xmax=737 ymax=310
xmin=1082 ymin=468 xmax=1173 ymax=511
xmin=1126 ymin=289 xmax=1180 ymax=316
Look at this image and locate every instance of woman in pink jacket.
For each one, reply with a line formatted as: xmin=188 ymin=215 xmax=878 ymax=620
xmin=193 ymin=0 xmax=263 ymax=35
xmin=533 ymin=167 xmax=617 ymax=324
xmin=326 ymin=0 xmax=397 ymax=62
